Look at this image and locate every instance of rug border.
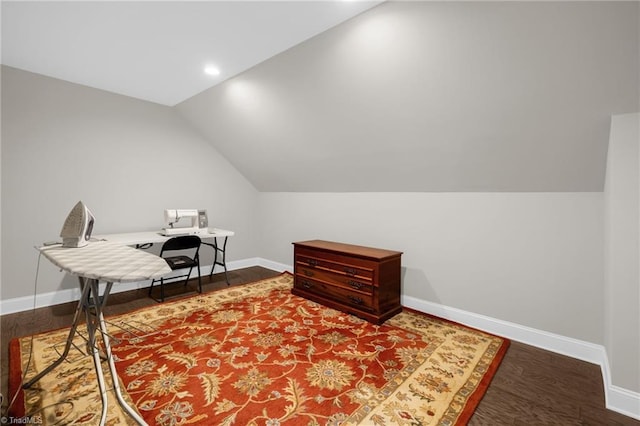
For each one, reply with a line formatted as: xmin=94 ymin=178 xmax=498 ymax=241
xmin=113 ymin=271 xmax=294 ymax=319
xmin=455 ymin=330 xmax=510 ymax=423
xmin=400 ymin=305 xmax=511 ymax=423
xmin=8 ymin=336 xmax=26 ymax=418
xmin=401 ymin=305 xmax=511 ymax=341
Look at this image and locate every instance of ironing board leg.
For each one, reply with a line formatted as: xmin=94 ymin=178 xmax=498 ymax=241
xmin=85 ymin=279 xmax=109 ymax=426
xmin=26 ymin=278 xmax=147 ymax=425
xmin=21 ymin=279 xmax=90 ymax=389
xmin=96 ymin=281 xmax=148 ymax=425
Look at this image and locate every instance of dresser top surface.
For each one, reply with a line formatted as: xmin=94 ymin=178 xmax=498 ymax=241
xmin=293 ymin=240 xmax=402 ymax=260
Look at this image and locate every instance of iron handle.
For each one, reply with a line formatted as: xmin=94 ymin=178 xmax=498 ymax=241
xmin=302 ymin=280 xmax=313 ymax=289
xmin=344 ymin=267 xmax=356 ymax=276
xmin=304 ymin=269 xmax=314 ymax=277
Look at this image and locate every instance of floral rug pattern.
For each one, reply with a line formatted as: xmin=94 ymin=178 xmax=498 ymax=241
xmin=10 ymin=273 xmax=508 ymax=425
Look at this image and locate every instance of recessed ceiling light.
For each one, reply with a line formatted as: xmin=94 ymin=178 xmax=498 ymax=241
xmin=204 ymin=65 xmax=220 ymax=76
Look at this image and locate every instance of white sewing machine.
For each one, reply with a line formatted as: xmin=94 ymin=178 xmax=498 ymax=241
xmin=161 ymin=209 xmax=209 ymax=236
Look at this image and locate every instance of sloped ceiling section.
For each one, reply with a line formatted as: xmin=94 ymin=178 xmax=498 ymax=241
xmin=1 ymin=1 xmax=382 ymax=106
xmin=177 ymin=1 xmax=639 ymax=192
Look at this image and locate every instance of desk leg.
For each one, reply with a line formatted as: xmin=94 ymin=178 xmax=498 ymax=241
xmin=206 ymin=237 xmax=229 ymax=285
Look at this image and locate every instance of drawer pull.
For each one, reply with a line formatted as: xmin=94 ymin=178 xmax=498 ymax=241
xmin=303 ymin=270 xmax=314 ymax=277
xmin=348 ymin=295 xmax=364 ymax=305
xmin=344 ymin=267 xmax=357 ymax=276
xmin=301 ymin=280 xmax=313 ymax=289
xmin=308 ymin=259 xmax=318 ymax=267
xmin=348 ymin=280 xmax=364 ymax=290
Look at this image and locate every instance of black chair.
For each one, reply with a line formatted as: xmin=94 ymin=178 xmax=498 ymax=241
xmin=149 ymin=235 xmax=202 ymax=302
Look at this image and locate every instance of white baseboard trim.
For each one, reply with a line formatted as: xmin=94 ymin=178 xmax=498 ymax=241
xmin=0 ymin=258 xmax=261 ymax=316
xmin=256 ymin=258 xmax=293 ymax=273
xmin=607 ymin=383 xmax=640 ymax=420
xmin=402 ymin=294 xmax=640 ymax=420
xmin=1 ymin=259 xmax=637 ymax=419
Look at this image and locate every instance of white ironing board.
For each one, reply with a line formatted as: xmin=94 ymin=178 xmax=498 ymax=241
xmin=26 ymin=241 xmax=171 ymax=426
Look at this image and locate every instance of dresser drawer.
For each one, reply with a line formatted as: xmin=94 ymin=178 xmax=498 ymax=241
xmin=295 ymin=277 xmax=374 ymax=311
xmin=295 ymin=254 xmax=374 ymax=282
xmin=296 ymin=264 xmax=373 ymax=294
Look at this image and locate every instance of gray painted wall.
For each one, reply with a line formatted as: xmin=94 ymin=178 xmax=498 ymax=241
xmin=256 ymin=192 xmax=604 ymax=344
xmin=177 ymin=1 xmax=639 ymax=192
xmin=1 ymin=66 xmax=259 ymax=300
xmin=604 ymin=113 xmax=640 ymax=392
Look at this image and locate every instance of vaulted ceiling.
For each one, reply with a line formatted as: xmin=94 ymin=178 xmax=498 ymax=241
xmin=2 ymin=1 xmax=381 ymax=106
xmin=3 ymin=1 xmax=639 ymax=192
xmin=176 ymin=1 xmax=639 ymax=192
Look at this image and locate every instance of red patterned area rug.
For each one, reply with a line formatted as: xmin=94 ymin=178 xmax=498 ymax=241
xmin=9 ymin=273 xmax=509 ymax=425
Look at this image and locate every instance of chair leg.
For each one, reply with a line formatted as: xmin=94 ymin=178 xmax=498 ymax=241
xmin=183 ymin=266 xmax=193 ymax=291
xmin=149 ymin=278 xmax=163 ymax=303
xmin=197 ymin=259 xmax=202 ymax=294
xmin=150 ymin=278 xmax=163 ymax=302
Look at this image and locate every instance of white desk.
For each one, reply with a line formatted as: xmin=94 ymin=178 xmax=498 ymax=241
xmin=95 ymin=228 xmax=234 ymax=247
xmin=29 ymin=241 xmax=171 ymax=426
xmin=96 ymin=228 xmax=235 ymax=284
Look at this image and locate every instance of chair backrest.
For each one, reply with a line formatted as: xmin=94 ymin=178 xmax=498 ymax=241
xmin=161 ymin=235 xmax=201 ymax=254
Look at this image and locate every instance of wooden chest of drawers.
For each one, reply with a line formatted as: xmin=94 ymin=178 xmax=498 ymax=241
xmin=292 ymin=240 xmax=403 ymax=324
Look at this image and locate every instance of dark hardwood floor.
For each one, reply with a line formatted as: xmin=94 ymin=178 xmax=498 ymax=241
xmin=1 ymin=266 xmax=638 ymax=425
